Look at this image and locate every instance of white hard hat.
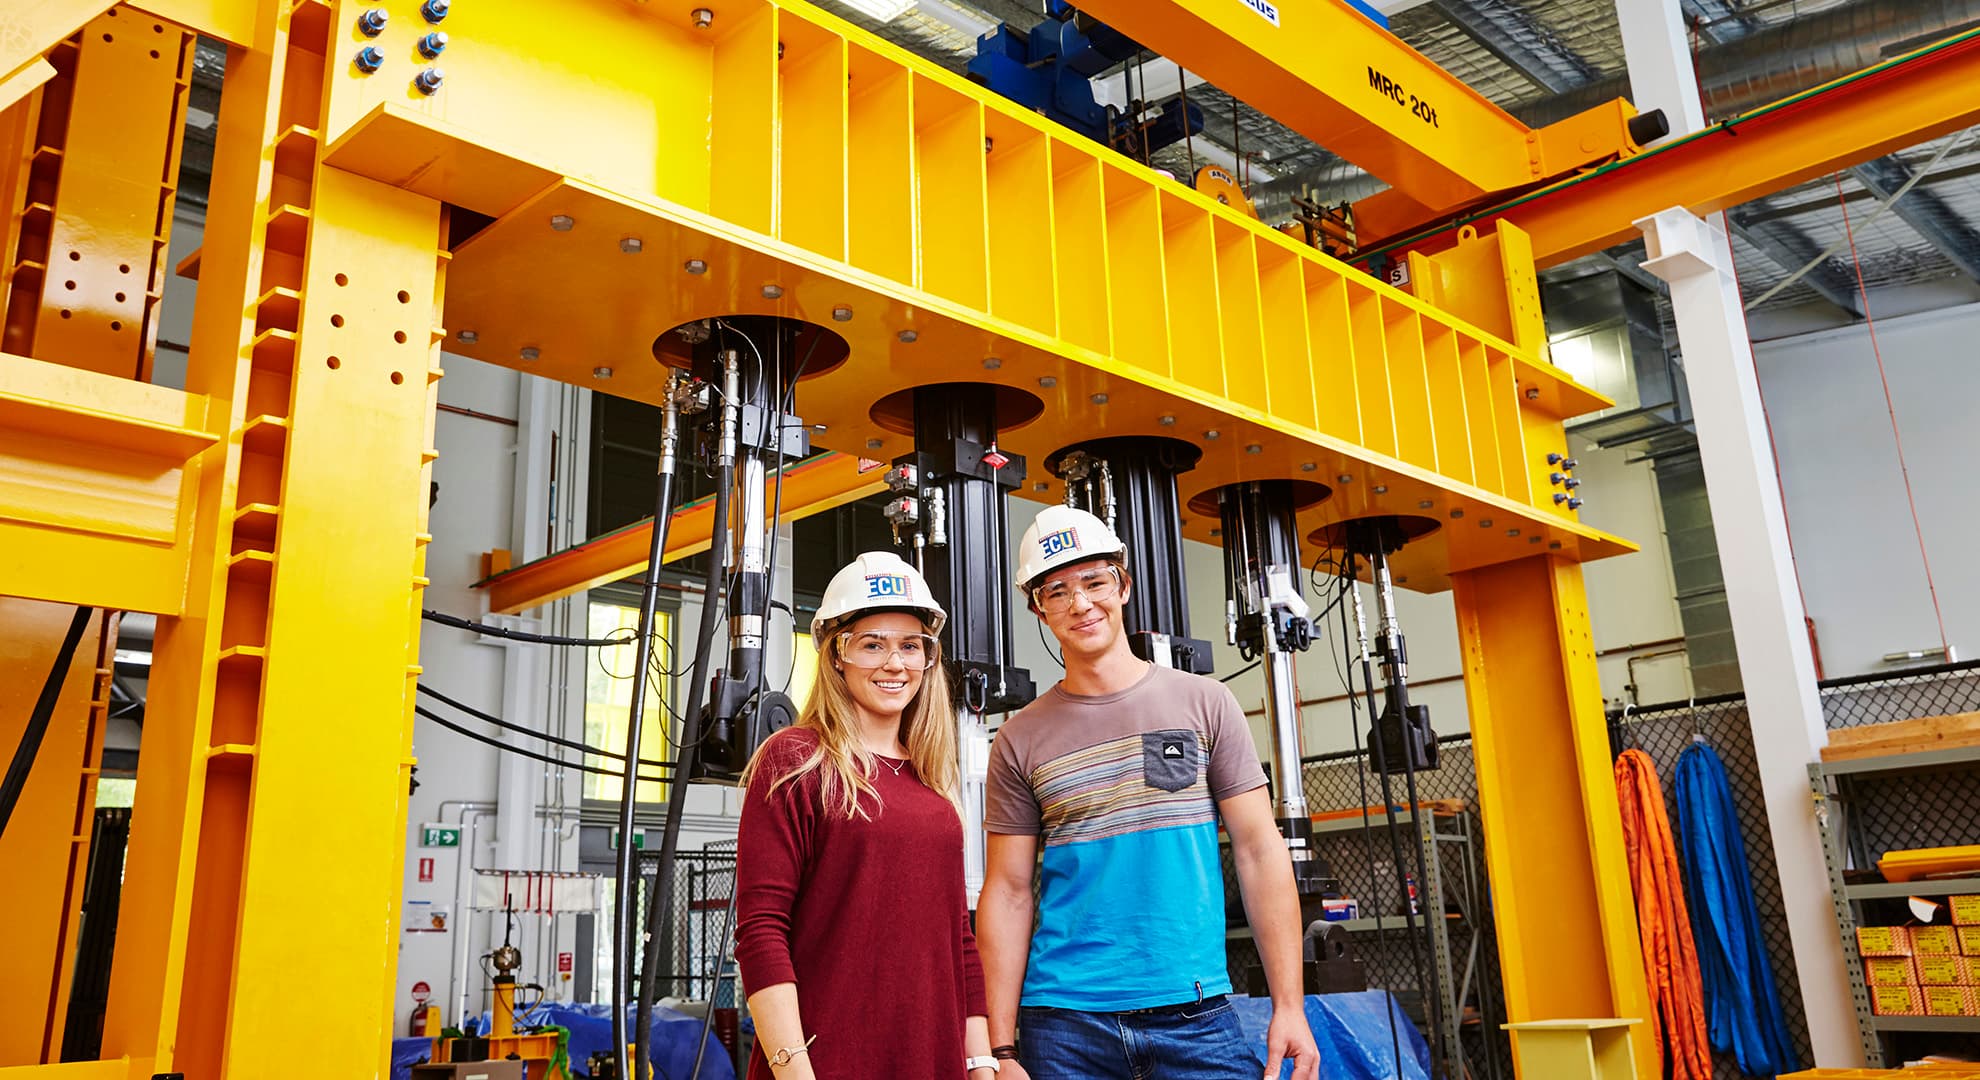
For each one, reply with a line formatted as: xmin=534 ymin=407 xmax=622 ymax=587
xmin=1013 ymin=505 xmax=1126 ymax=593
xmin=813 ymin=551 xmax=946 ymax=638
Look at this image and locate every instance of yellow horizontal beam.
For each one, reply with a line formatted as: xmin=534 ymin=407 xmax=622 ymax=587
xmin=1364 ymin=27 xmax=1980 ymax=267
xmin=1075 ymin=0 xmax=1646 ymax=215
xmin=0 ymin=2 xmax=116 ymax=111
xmin=0 ymin=353 xmax=216 ymax=613
xmin=318 ymin=0 xmax=1631 ymax=591
xmin=481 ymin=452 xmax=886 ymax=614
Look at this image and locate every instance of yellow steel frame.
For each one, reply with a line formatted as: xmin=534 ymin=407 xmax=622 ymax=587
xmin=1073 ymin=0 xmax=1650 ymax=219
xmin=23 ymin=0 xmax=1969 ymax=1075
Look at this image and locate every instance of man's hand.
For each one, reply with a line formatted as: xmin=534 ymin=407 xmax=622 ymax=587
xmin=1262 ymin=1003 xmax=1321 ymax=1080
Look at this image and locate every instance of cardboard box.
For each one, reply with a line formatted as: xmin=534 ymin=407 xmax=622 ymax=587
xmin=1960 ymin=926 xmax=1980 ymax=955
xmin=1858 ymin=926 xmax=1913 ymax=956
xmin=1916 ymin=954 xmax=1964 ymax=985
xmin=1873 ymin=984 xmax=1924 ymax=1016
xmin=1953 ymin=894 xmax=1980 ymax=925
xmin=1923 ymin=985 xmax=1974 ymax=1017
xmin=1913 ymin=925 xmax=1961 ymax=956
xmin=1866 ymin=957 xmax=1917 ymax=986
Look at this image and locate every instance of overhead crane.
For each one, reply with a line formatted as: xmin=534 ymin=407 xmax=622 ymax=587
xmin=5 ymin=0 xmax=1980 ymax=1077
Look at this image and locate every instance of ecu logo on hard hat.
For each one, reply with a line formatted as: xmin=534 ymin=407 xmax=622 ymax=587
xmin=865 ymin=574 xmax=911 ymax=598
xmin=1038 ymin=528 xmax=1081 ymax=558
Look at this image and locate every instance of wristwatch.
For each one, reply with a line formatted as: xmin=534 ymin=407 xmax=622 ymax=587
xmin=965 ymin=1056 xmax=1002 ymax=1074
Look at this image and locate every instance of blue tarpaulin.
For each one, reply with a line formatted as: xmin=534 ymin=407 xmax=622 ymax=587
xmin=390 ymin=1002 xmax=735 ymax=1080
xmin=1232 ymin=991 xmax=1433 ymax=1080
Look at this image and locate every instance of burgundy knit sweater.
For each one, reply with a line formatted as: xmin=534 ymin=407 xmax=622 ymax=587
xmin=735 ymin=729 xmax=988 ymax=1080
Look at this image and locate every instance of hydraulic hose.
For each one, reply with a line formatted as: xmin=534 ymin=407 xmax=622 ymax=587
xmin=611 ymin=392 xmax=684 ymax=1080
xmin=0 ymin=606 xmax=93 ymax=840
xmin=633 ymin=457 xmax=732 ymax=1076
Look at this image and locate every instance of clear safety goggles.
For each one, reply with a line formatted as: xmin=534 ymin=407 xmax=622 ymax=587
xmin=1032 ymin=564 xmax=1122 ymax=614
xmin=836 ymin=630 xmax=939 ymax=670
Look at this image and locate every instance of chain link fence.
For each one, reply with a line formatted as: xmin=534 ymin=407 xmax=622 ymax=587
xmin=635 ymin=841 xmax=738 ymax=1003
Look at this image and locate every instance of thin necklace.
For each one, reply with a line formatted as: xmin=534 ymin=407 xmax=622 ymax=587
xmin=876 ymin=753 xmax=907 ymax=776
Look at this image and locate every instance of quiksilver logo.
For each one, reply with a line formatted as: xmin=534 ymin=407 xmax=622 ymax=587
xmin=1163 ymin=743 xmax=1184 ymax=758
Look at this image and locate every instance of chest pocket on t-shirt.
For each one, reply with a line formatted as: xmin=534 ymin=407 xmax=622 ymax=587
xmin=1142 ymin=730 xmax=1199 ymax=792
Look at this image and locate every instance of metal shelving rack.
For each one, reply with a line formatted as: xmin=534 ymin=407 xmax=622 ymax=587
xmin=1810 ymin=744 xmax=1980 ymax=1066
xmin=1227 ymin=808 xmax=1494 ymax=1078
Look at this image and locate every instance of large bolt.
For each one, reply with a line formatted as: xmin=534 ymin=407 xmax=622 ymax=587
xmin=418 ymin=31 xmax=449 ymax=58
xmin=353 ymin=45 xmax=385 ymax=73
xmin=421 ymin=0 xmax=451 ymax=23
xmin=413 ymin=67 xmax=445 ymax=95
xmin=357 ymin=8 xmax=389 ymax=35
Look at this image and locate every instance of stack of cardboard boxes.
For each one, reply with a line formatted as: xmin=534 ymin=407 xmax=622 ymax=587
xmin=1859 ymin=894 xmax=1980 ymax=1017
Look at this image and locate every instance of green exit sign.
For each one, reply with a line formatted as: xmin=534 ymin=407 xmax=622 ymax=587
xmin=420 ymin=824 xmax=461 ymax=848
xmin=610 ymin=828 xmax=645 ymax=851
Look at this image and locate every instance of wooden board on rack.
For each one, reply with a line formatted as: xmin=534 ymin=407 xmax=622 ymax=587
xmin=1821 ymin=712 xmax=1980 ymax=762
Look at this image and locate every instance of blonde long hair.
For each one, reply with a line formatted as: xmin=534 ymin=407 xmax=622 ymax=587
xmin=740 ymin=616 xmax=961 ymax=820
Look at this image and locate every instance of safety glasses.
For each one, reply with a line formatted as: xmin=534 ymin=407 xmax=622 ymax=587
xmin=836 ymin=630 xmax=939 ymax=670
xmin=1032 ymin=564 xmax=1122 ymax=614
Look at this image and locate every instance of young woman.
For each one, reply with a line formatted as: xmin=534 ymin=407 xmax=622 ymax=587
xmin=734 ymin=552 xmax=998 ymax=1080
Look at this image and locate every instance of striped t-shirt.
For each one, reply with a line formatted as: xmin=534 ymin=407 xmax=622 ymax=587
xmin=984 ymin=663 xmax=1266 ymax=1010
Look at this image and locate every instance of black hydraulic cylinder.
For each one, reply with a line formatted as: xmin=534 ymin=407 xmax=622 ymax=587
xmin=907 ymin=383 xmax=1033 ymax=712
xmin=1048 ymin=436 xmax=1212 ymax=674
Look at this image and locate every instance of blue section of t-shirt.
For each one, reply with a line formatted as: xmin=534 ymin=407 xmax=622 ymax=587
xmin=1021 ymin=820 xmax=1233 ymax=1010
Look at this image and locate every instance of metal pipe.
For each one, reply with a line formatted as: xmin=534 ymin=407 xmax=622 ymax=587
xmin=1262 ymin=652 xmax=1307 ymax=820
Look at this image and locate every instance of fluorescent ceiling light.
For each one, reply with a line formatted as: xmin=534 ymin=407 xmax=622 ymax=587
xmin=840 ymin=0 xmax=917 ymax=21
xmin=919 ymin=0 xmax=995 ymax=39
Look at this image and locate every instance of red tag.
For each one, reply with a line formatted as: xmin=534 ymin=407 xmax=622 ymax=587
xmin=411 ymin=980 xmax=432 ymax=1003
xmin=982 ymin=447 xmax=1010 ymax=470
xmin=557 ymin=951 xmax=574 ymax=973
xmin=857 ymin=457 xmax=886 ymax=473
xmin=418 ymin=857 xmax=434 ymax=883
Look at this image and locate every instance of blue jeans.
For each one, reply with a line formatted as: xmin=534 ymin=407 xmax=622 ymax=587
xmin=1018 ymin=996 xmax=1256 ymax=1080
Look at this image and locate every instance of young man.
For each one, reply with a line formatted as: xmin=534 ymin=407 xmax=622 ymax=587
xmin=977 ymin=505 xmax=1321 ymax=1080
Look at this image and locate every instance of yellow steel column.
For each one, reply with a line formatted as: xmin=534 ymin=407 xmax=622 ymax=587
xmin=0 ymin=601 xmax=112 ymax=1067
xmin=1452 ymin=556 xmax=1652 ymax=1079
xmin=97 ymin=1 xmax=285 ymax=1071
xmin=216 ymin=165 xmax=441 ymax=1076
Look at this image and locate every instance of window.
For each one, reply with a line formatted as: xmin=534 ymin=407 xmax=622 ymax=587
xmin=584 ymin=602 xmax=675 ymax=804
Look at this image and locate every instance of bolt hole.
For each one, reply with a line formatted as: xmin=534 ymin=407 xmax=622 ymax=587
xmin=327 ymin=356 xmax=342 ymax=370
xmin=118 ymin=263 xmax=129 ymax=274
xmin=397 ymin=289 xmax=411 ymax=303
xmin=59 ymin=309 xmax=72 ymax=319
xmin=102 ymin=32 xmax=113 ymax=42
xmin=64 ymin=280 xmax=76 ymax=290
xmin=154 ymin=23 xmax=164 ymax=32
xmin=390 ymin=371 xmax=405 ymax=385
xmin=114 ymin=291 xmax=126 ymax=302
xmin=393 ymin=330 xmax=408 ymax=344
xmin=110 ymin=320 xmax=122 ymax=331
xmin=68 ymin=251 xmax=80 ymax=261
xmin=334 ymin=272 xmax=349 ymax=286
xmin=149 ymin=48 xmax=159 ymax=59
xmin=330 ymin=314 xmax=345 ymax=328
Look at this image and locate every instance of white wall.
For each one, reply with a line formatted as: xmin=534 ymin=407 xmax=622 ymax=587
xmin=1756 ymin=301 xmax=1980 ymax=676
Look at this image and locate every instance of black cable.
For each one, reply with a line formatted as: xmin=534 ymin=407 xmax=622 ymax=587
xmin=1337 ymin=570 xmax=1404 ymax=1075
xmin=0 ymin=606 xmax=93 ymax=840
xmin=1219 ymin=660 xmax=1261 ymax=684
xmin=415 ymin=706 xmax=673 ymax=781
xmin=1035 ymin=618 xmax=1063 ymax=669
xmin=611 ymin=398 xmax=686 ymax=1080
xmin=634 ymin=417 xmax=733 ymax=1076
xmin=416 ymin=684 xmax=678 ymax=770
xmin=422 ymin=608 xmax=634 ymax=648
